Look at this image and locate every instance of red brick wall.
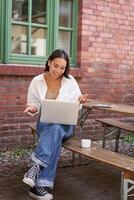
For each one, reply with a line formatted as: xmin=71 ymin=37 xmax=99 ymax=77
xmin=0 ymin=0 xmax=134 ymax=150
xmin=78 ymin=0 xmax=134 ymax=103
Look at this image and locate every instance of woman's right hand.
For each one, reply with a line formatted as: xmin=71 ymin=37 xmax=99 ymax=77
xmin=24 ymin=105 xmax=38 ymax=115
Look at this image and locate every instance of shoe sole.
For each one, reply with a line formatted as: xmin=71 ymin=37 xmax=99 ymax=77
xmin=23 ymin=177 xmax=35 ymax=188
xmin=29 ymin=191 xmax=53 ymax=200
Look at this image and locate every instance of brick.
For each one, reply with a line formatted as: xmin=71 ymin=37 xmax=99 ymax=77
xmin=100 ymin=33 xmax=113 ymax=38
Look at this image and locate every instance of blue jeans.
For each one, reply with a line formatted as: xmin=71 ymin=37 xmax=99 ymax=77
xmin=31 ymin=120 xmax=74 ymax=188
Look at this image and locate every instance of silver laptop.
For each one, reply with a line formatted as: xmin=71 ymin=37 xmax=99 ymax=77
xmin=40 ymin=99 xmax=79 ymax=125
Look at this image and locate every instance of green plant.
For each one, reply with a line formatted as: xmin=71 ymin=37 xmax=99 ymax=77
xmin=122 ymin=135 xmax=134 ymax=144
xmin=13 ymin=147 xmax=27 ymax=157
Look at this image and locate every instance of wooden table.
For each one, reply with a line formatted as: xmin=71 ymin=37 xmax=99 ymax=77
xmin=84 ymin=99 xmax=134 ymax=114
xmin=78 ymin=99 xmax=134 ymax=136
xmin=82 ymin=99 xmax=134 ymax=200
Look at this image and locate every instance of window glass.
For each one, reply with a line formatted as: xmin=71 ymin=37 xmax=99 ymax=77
xmin=58 ymin=0 xmax=75 ymax=58
xmin=31 ymin=28 xmax=47 ymax=56
xmin=11 ymin=0 xmax=47 ymax=57
xmin=12 ymin=0 xmax=28 ymax=22
xmin=11 ymin=25 xmax=28 ymax=54
xmin=32 ymin=0 xmax=47 ymax=24
xmin=59 ymin=0 xmax=73 ymax=27
xmin=58 ymin=31 xmax=71 ymax=56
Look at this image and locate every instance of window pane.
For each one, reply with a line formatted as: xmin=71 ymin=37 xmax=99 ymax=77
xmin=32 ymin=0 xmax=47 ymax=24
xmin=59 ymin=0 xmax=73 ymax=27
xmin=11 ymin=25 xmax=27 ymax=54
xmin=12 ymin=0 xmax=28 ymax=22
xmin=58 ymin=31 xmax=71 ymax=56
xmin=31 ymin=28 xmax=47 ymax=56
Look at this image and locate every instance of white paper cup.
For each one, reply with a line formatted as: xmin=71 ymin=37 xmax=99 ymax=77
xmin=81 ymin=139 xmax=91 ymax=148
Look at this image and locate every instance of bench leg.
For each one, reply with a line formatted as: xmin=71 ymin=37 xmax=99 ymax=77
xmin=121 ymin=172 xmax=128 ymax=200
xmin=102 ymin=124 xmax=117 ymax=149
xmin=78 ymin=125 xmax=83 ymax=164
xmin=28 ymin=126 xmax=37 ymax=147
xmin=32 ymin=129 xmax=37 ymax=147
xmin=121 ymin=171 xmax=134 ymax=200
xmin=102 ymin=124 xmax=107 ymax=148
xmin=123 ymin=179 xmax=128 ymax=200
xmin=115 ymin=129 xmax=121 ymax=152
xmin=71 ymin=152 xmax=76 ymax=164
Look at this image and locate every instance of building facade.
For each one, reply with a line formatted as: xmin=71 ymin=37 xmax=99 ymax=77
xmin=0 ymin=0 xmax=134 ymax=150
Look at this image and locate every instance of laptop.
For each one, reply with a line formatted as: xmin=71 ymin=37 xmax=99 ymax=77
xmin=40 ymin=99 xmax=80 ymax=125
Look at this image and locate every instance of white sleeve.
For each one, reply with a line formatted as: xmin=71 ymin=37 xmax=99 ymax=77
xmin=69 ymin=75 xmax=82 ymax=109
xmin=70 ymin=75 xmax=82 ymax=101
xmin=27 ymin=78 xmax=41 ymax=112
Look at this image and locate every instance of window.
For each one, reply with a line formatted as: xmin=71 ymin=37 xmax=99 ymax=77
xmin=58 ymin=0 xmax=77 ymax=64
xmin=1 ymin=0 xmax=78 ymax=65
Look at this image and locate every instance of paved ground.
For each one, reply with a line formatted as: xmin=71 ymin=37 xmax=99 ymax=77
xmin=55 ymin=161 xmax=121 ymax=200
xmin=0 ymin=155 xmax=124 ymax=200
xmin=0 ymin=144 xmax=134 ymax=200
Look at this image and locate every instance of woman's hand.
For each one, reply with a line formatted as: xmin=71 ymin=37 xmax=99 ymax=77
xmin=79 ymin=94 xmax=89 ymax=104
xmin=24 ymin=105 xmax=38 ymax=116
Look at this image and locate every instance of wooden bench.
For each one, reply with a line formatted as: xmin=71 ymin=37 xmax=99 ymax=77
xmin=96 ymin=118 xmax=134 ymax=152
xmin=63 ymin=137 xmax=134 ymax=200
xmin=27 ymin=122 xmax=134 ymax=200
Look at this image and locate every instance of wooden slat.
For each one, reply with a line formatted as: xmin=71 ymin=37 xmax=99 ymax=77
xmin=96 ymin=118 xmax=134 ymax=133
xmin=63 ymin=137 xmax=134 ymax=173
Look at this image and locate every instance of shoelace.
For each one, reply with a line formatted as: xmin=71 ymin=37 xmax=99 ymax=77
xmin=27 ymin=164 xmax=40 ymax=180
xmin=36 ymin=187 xmax=48 ymax=195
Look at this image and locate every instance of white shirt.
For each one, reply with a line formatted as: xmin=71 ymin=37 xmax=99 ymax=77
xmin=27 ymin=73 xmax=82 ymax=112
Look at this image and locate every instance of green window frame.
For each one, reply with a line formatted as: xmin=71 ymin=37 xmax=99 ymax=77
xmin=0 ymin=0 xmax=4 ymax=63
xmin=1 ymin=0 xmax=78 ymax=65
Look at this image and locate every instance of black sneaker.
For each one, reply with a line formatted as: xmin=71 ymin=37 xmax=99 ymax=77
xmin=29 ymin=186 xmax=53 ymax=200
xmin=23 ymin=164 xmax=40 ymax=187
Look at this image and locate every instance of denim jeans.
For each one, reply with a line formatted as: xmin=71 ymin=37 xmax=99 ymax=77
xmin=31 ymin=120 xmax=74 ymax=188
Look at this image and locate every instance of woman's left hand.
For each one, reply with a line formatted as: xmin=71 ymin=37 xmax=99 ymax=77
xmin=79 ymin=94 xmax=89 ymax=104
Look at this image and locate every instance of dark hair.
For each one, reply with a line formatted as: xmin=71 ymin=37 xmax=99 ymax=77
xmin=44 ymin=49 xmax=70 ymax=78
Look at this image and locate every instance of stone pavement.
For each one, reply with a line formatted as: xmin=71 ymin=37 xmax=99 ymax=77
xmin=0 ymin=145 xmax=134 ymax=200
xmin=0 ymin=154 xmax=122 ymax=200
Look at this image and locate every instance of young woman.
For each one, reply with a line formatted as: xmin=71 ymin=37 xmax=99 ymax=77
xmin=23 ymin=49 xmax=89 ymax=200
